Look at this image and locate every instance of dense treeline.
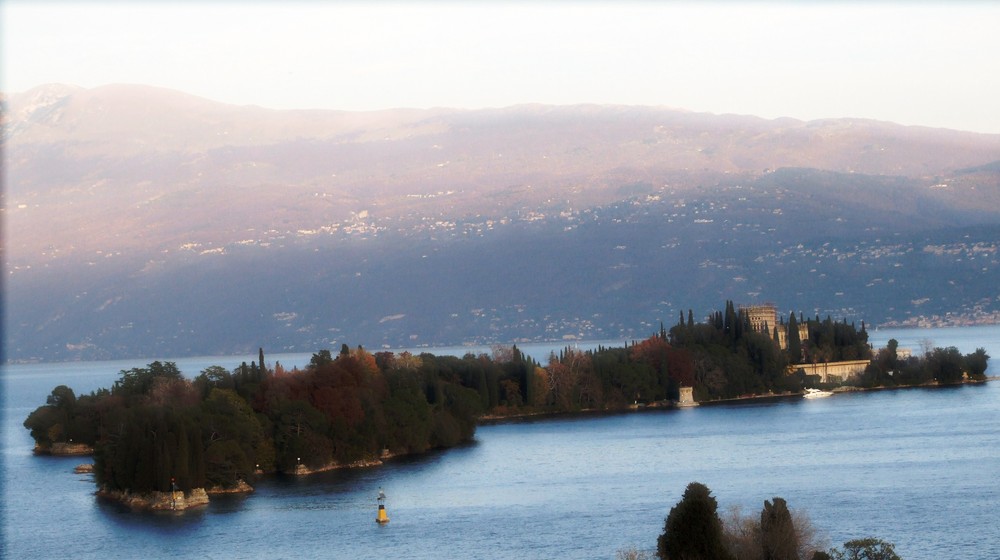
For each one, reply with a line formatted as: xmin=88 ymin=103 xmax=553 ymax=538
xmin=24 ymin=348 xmax=483 ymax=494
xmin=861 ymin=339 xmax=989 ymax=387
xmin=531 ymin=337 xmax=695 ymax=411
xmin=668 ymin=301 xmax=874 ymax=400
xmin=24 ymin=303 xmax=990 ymax=497
xmin=668 ymin=304 xmax=793 ymax=400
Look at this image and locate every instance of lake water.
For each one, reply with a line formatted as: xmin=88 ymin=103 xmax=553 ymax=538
xmin=2 ymin=326 xmax=998 ymax=559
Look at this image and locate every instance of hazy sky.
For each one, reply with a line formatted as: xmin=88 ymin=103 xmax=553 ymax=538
xmin=3 ymin=1 xmax=999 ymax=133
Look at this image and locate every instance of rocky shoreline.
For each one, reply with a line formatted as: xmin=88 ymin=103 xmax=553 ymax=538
xmin=95 ymin=480 xmax=257 ymax=511
xmin=92 ymin=452 xmax=402 ymax=511
xmin=36 ymin=442 xmax=94 ymax=456
xmin=53 ymin=446 xmax=399 ymax=511
xmin=207 ymin=480 xmax=254 ymax=495
xmin=97 ymin=487 xmax=211 ymax=511
xmin=479 ymin=378 xmax=993 ymax=419
xmin=832 ymin=376 xmax=990 ymax=392
xmin=287 ymin=449 xmax=397 ymax=475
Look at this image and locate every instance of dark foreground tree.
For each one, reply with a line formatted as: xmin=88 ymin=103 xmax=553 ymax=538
xmin=658 ymin=482 xmax=733 ymax=560
xmin=760 ymin=497 xmax=798 ymax=560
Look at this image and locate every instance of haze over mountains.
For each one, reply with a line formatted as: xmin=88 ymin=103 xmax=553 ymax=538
xmin=4 ymin=84 xmax=1000 ymax=363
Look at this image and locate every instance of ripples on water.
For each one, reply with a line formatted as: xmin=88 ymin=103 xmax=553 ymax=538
xmin=3 ymin=326 xmax=999 ymax=559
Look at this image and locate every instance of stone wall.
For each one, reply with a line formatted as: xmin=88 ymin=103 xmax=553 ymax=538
xmin=793 ymin=360 xmax=870 ymax=383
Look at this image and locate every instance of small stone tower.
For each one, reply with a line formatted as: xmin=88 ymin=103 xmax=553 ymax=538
xmin=678 ymin=386 xmax=697 ymax=407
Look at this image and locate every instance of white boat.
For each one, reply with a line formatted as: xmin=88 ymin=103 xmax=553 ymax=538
xmin=803 ymin=388 xmax=833 ymax=399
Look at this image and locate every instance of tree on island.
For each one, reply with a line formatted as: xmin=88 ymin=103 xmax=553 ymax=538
xmin=23 ymin=385 xmax=77 ymax=448
xmin=787 ymin=312 xmax=802 ymax=365
xmin=111 ymin=361 xmax=183 ymax=402
xmin=964 ymin=348 xmax=990 ymax=380
xmin=25 ymin=344 xmax=489 ymax=501
xmin=22 ymin=308 xmax=991 ymax=510
xmin=862 ymin=344 xmax=989 ymax=388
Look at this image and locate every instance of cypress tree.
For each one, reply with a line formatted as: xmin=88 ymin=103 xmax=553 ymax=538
xmin=737 ymin=308 xmax=749 ymax=341
xmin=658 ymin=482 xmax=732 ymax=560
xmin=760 ymin=497 xmax=799 ymax=560
xmin=724 ymin=301 xmax=735 ymax=340
xmin=787 ymin=312 xmax=802 ymax=364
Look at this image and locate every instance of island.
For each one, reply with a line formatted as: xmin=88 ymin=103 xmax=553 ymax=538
xmin=24 ymin=301 xmax=990 ymax=511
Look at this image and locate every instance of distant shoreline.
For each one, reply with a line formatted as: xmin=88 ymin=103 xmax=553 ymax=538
xmin=478 ymin=378 xmax=993 ymax=423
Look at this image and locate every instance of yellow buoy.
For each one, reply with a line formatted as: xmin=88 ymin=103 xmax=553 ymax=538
xmin=376 ymin=488 xmax=390 ymax=524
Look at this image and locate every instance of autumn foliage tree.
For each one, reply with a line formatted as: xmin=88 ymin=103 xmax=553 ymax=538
xmin=25 ymin=345 xmax=487 ymax=496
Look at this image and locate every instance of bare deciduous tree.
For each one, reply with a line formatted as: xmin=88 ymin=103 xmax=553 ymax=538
xmin=615 ymin=546 xmax=654 ymax=560
xmin=722 ymin=502 xmax=828 ymax=560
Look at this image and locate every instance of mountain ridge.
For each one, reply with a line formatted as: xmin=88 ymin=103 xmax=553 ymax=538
xmin=4 ymin=84 xmax=999 ymax=362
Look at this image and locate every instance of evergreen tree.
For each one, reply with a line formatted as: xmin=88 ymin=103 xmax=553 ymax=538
xmin=309 ymin=350 xmax=333 ymax=369
xmin=965 ymin=347 xmax=990 ymax=380
xmin=760 ymin=498 xmax=799 ymax=560
xmin=658 ymin=482 xmax=732 ymax=560
xmin=787 ymin=312 xmax=802 ymax=365
xmin=724 ymin=301 xmax=736 ymax=341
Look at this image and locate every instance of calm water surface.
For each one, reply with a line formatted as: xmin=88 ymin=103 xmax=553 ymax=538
xmin=2 ymin=326 xmax=998 ymax=559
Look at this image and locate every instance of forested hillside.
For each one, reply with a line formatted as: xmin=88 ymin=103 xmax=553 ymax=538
xmin=5 ymin=85 xmax=1000 ymax=362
